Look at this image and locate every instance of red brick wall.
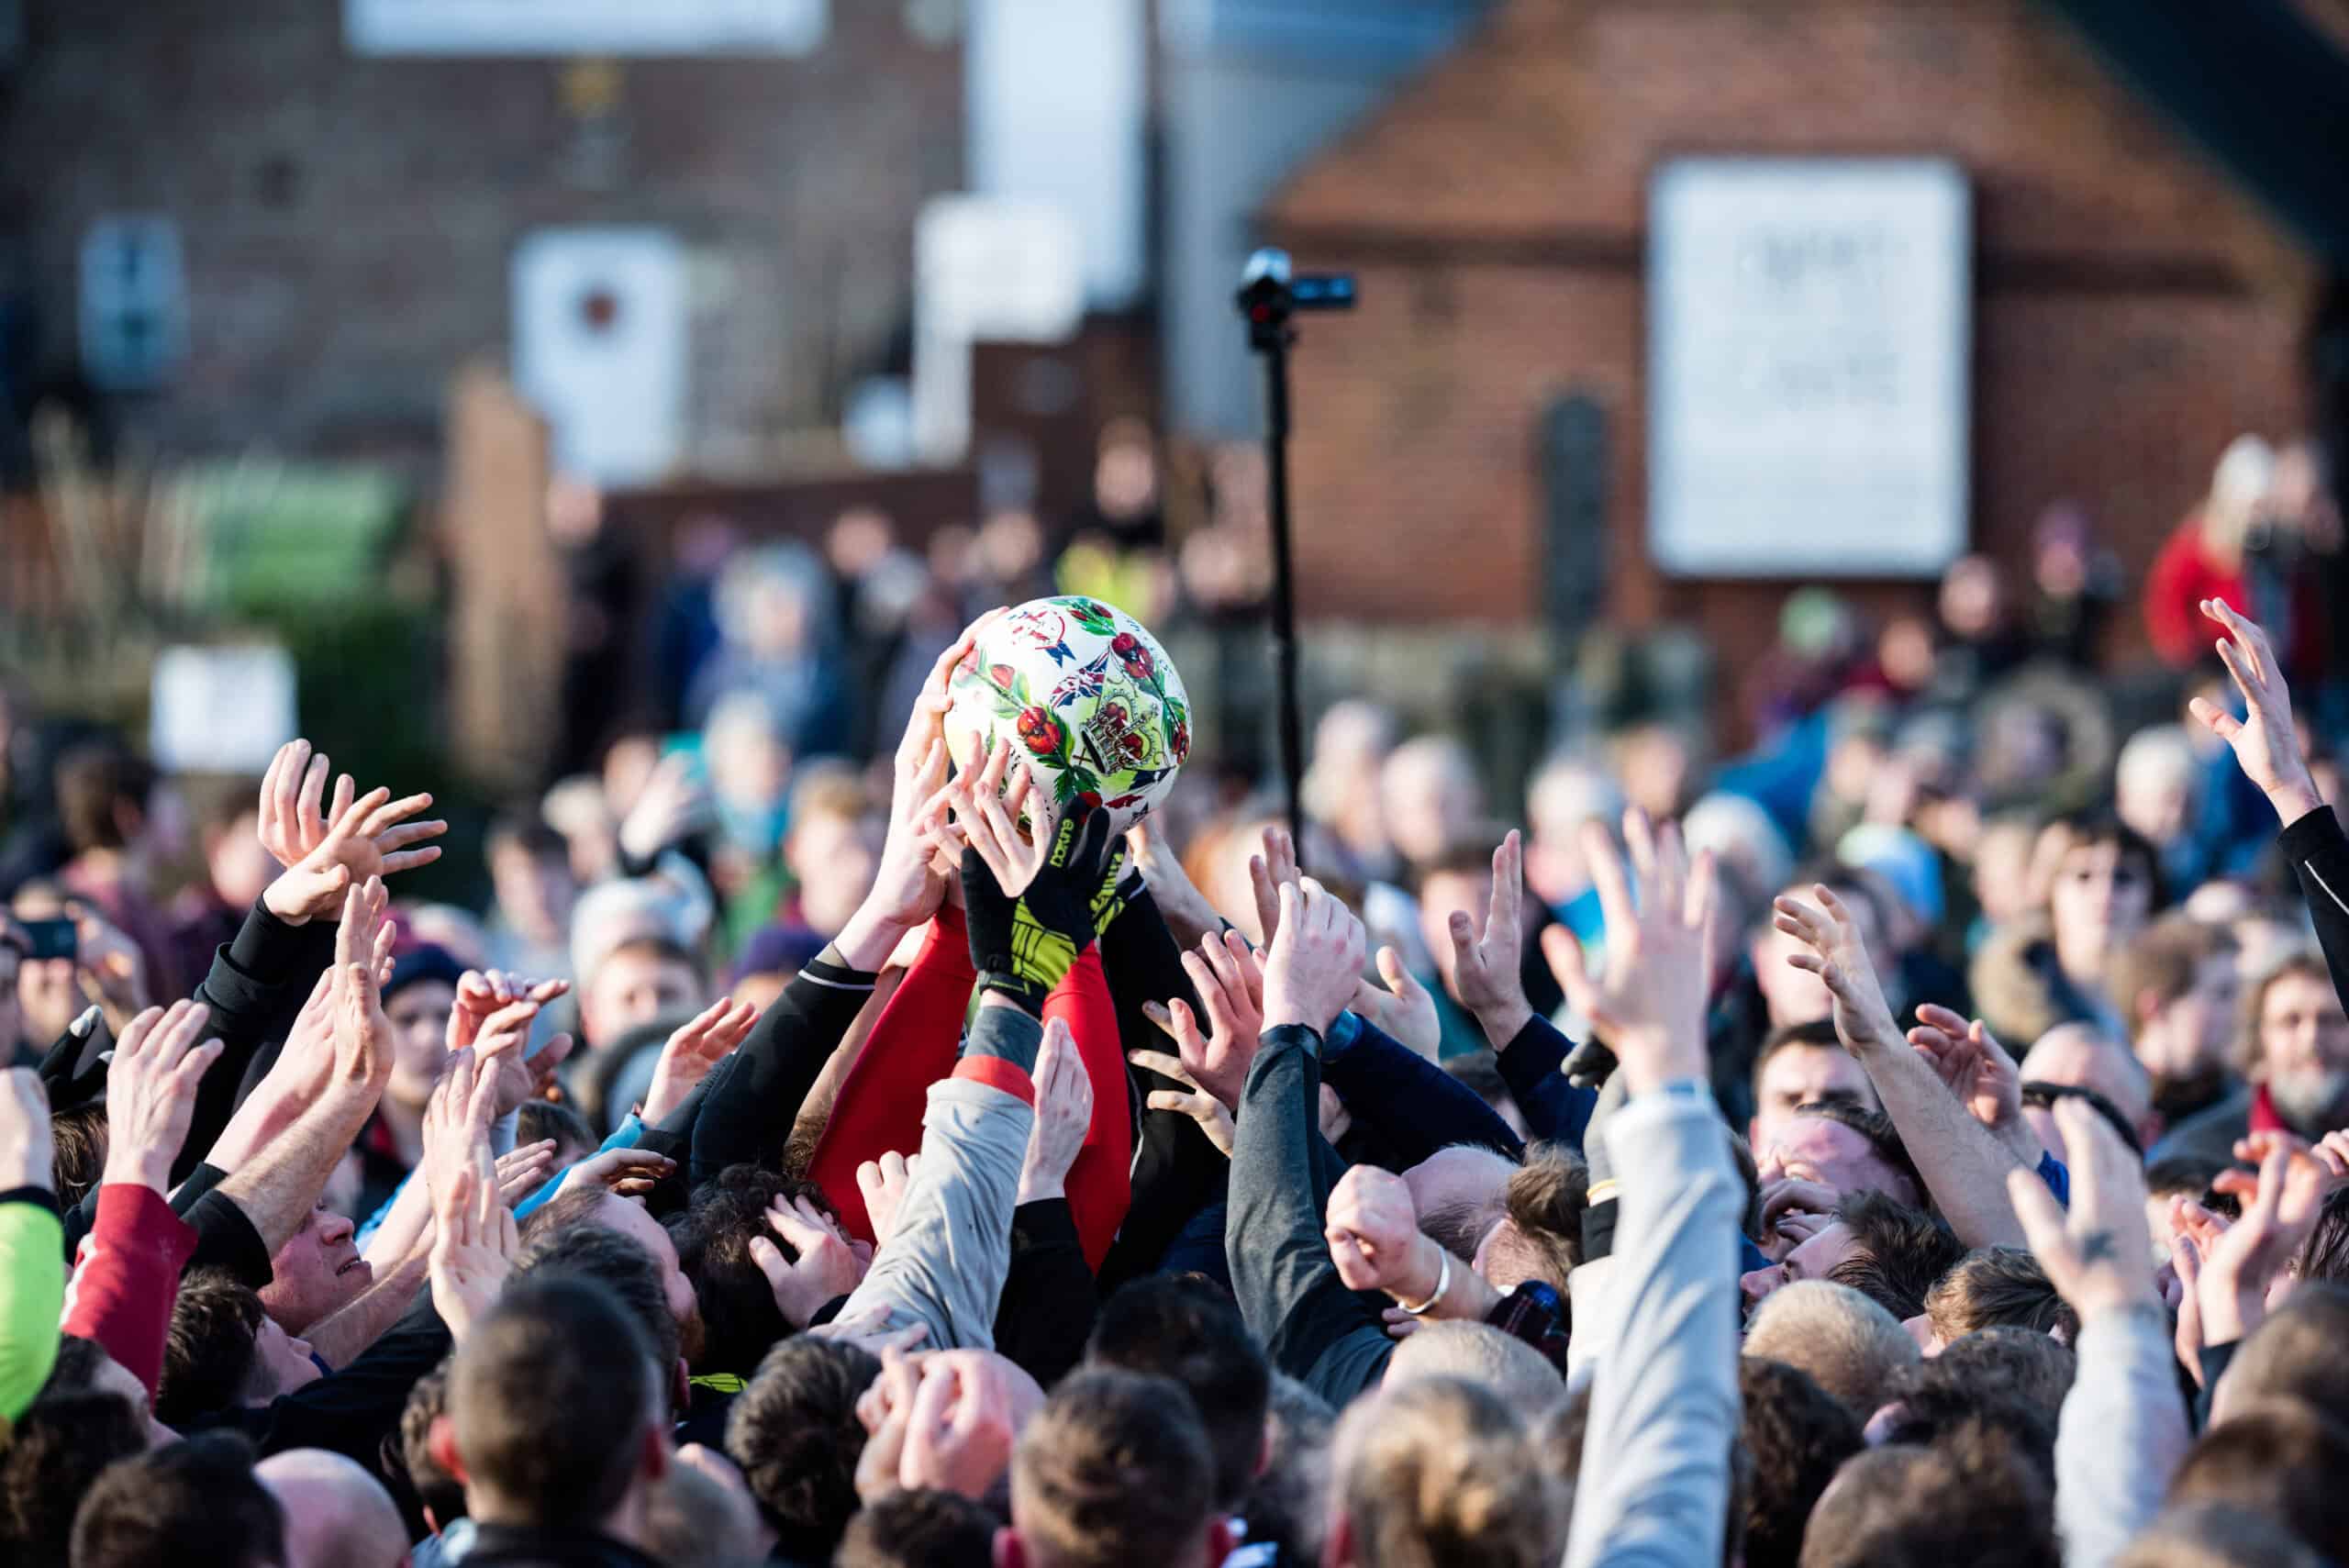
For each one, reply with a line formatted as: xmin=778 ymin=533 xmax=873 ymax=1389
xmin=0 ymin=0 xmax=963 ymax=473
xmin=1261 ymin=0 xmax=2320 ymax=669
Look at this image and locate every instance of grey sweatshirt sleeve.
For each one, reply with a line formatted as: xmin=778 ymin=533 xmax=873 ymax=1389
xmin=1564 ymin=1091 xmax=1742 ymax=1568
xmin=834 ymin=1005 xmax=1038 ymax=1353
xmin=2055 ymin=1303 xmax=2191 ymax=1568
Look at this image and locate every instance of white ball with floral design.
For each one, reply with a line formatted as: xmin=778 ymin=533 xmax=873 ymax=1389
xmin=944 ymin=596 xmax=1191 ymax=837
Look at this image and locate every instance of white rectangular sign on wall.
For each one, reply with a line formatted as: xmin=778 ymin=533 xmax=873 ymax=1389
xmin=1646 ymin=157 xmax=1972 ymax=577
xmin=346 ymin=0 xmax=827 ymax=56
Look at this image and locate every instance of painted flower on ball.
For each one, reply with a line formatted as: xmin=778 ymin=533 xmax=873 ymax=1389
xmin=1016 ymin=706 xmax=1063 ymax=758
xmin=1111 ymin=632 xmax=1154 ymax=680
xmin=1170 ymin=721 xmax=1190 ymax=762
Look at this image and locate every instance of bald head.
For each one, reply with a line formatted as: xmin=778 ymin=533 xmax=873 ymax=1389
xmin=256 ymin=1449 xmax=407 ymax=1568
xmin=2021 ymin=1024 xmax=2154 ymax=1137
xmin=1402 ymin=1145 xmax=1516 ymax=1260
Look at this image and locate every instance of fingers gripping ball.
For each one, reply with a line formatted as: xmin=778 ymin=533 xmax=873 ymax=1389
xmin=944 ymin=597 xmax=1190 ymax=838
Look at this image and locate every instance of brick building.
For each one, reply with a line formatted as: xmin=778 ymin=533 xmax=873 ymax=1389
xmin=1259 ymin=0 xmax=2326 ymax=675
xmin=0 ymin=0 xmax=962 ymax=472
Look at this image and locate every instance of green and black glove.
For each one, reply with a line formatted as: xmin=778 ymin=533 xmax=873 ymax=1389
xmin=963 ymin=802 xmax=1122 ymax=1015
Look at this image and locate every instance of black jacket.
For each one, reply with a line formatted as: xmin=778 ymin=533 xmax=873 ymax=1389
xmin=463 ymin=1523 xmax=665 ymax=1568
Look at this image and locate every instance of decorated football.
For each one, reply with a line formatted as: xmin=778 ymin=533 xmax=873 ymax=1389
xmin=945 ymin=596 xmax=1191 ymax=836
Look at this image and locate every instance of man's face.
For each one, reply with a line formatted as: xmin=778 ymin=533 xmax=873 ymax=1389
xmin=2259 ymin=971 xmax=2349 ymax=1131
xmin=1419 ymin=867 xmax=1494 ymax=995
xmin=1755 ymin=1114 xmax=1918 ymax=1208
xmin=260 ymin=1202 xmax=372 ymax=1334
xmin=596 ymin=1194 xmax=702 ymax=1340
xmin=583 ymin=951 xmax=703 ymax=1049
xmin=206 ymin=810 xmax=277 ymax=910
xmin=2050 ymin=841 xmax=2153 ymax=986
xmin=787 ymin=812 xmax=882 ymax=939
xmin=1750 ymin=1044 xmax=1879 ymax=1152
xmin=1739 ymin=1220 xmax=1861 ymax=1318
xmin=489 ymin=844 xmax=578 ymax=943
xmin=2142 ymin=951 xmax=2241 ymax=1081
xmin=252 ymin=1314 xmax=322 ymax=1402
xmin=384 ymin=979 xmax=457 ymax=1096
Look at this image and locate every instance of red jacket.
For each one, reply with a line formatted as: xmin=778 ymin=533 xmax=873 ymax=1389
xmin=62 ymin=1184 xmax=197 ymax=1401
xmin=2142 ymin=517 xmax=2321 ymax=677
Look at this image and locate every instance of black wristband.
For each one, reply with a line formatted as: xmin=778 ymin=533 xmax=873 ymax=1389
xmin=1581 ymin=1195 xmax=1618 ymax=1262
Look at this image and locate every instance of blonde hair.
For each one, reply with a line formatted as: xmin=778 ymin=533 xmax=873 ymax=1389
xmin=1386 ymin=1322 xmax=1566 ymax=1422
xmin=1330 ymin=1374 xmax=1563 ymax=1568
xmin=1741 ymin=1280 xmax=1919 ymax=1419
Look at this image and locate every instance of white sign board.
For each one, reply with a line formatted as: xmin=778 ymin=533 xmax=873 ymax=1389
xmin=346 ymin=0 xmax=827 ymax=56
xmin=150 ymin=645 xmax=297 ymax=775
xmin=911 ymin=196 xmax=1084 ymax=462
xmin=512 ymin=228 xmax=687 ymax=486
xmin=1647 ymin=158 xmax=1971 ymax=577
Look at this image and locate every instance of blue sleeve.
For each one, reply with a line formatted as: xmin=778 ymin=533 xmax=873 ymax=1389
xmin=513 ymin=1113 xmax=648 ymax=1220
xmin=2035 ymin=1150 xmax=2070 ymax=1210
xmin=1320 ymin=1015 xmax=1523 ymax=1165
xmin=1491 ymin=1015 xmax=1598 ymax=1152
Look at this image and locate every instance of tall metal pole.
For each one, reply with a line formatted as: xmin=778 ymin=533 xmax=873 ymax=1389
xmin=1260 ymin=328 xmax=1307 ymax=855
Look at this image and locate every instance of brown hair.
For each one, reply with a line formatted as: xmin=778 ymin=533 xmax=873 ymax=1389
xmin=1797 ymin=1420 xmax=2057 ymax=1568
xmin=1012 ymin=1368 xmax=1219 ymax=1568
xmin=1331 ymin=1373 xmax=1564 ymax=1568
xmin=2209 ymin=1284 xmax=2349 ymax=1423
xmin=2234 ymin=947 xmax=2337 ymax=1079
xmin=54 ymin=741 xmax=156 ymax=855
xmin=1924 ymin=1248 xmax=2079 ymax=1346
xmin=1828 ymin=1192 xmax=1968 ymax=1322
xmin=1486 ymin=1142 xmax=1586 ymax=1293
xmin=1741 ymin=1281 xmax=1917 ymax=1422
xmin=2107 ymin=915 xmax=2232 ymax=1037
xmin=1738 ymin=1359 xmax=1862 ymax=1568
xmin=2166 ymin=1397 xmax=2349 ymax=1562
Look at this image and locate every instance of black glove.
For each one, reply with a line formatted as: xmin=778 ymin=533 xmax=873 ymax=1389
xmin=963 ymin=802 xmax=1122 ymax=1014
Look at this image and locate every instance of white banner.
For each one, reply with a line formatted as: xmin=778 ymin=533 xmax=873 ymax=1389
xmin=1647 ymin=158 xmax=1971 ymax=577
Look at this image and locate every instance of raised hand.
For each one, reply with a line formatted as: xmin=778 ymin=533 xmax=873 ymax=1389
xmin=258 ymin=740 xmax=446 ymax=927
xmin=1144 ymin=931 xmax=1266 ymax=1113
xmin=750 ymin=1193 xmax=867 ymax=1329
xmin=1260 ymin=878 xmax=1367 ymax=1040
xmin=1447 ymin=829 xmax=1532 ymax=1044
xmin=449 ymin=970 xmax=574 ymax=1119
xmin=420 ymin=1044 xmax=503 ymax=1206
xmin=897 ymin=1351 xmax=1033 ymax=1501
xmin=559 ymin=1147 xmax=676 ymax=1200
xmin=1908 ymin=1005 xmax=2035 ymax=1163
xmin=1547 ymin=809 xmax=1715 ymax=1092
xmin=1325 ymin=1163 xmax=1444 ymax=1307
xmin=2006 ymin=1096 xmax=2158 ymax=1321
xmin=642 ymin=997 xmax=758 ymax=1126
xmin=492 ymin=1140 xmax=560 ymax=1207
xmin=429 ymin=1147 xmax=517 ymax=1342
xmin=1773 ymin=885 xmax=1900 ymax=1056
xmin=958 ymin=754 xmax=1120 ymax=1013
xmin=329 ymin=878 xmax=395 ymax=1091
xmin=2195 ymin=1131 xmax=2332 ymax=1344
xmin=616 ymin=751 xmax=716 ymax=863
xmin=0 ymin=1069 xmax=51 ymax=1192
xmin=1350 ymin=945 xmax=1442 ymax=1061
xmin=1126 ymin=818 xmax=1222 ymax=951
xmin=2188 ymin=599 xmax=2322 ymax=825
xmin=100 ymin=1001 xmax=223 ymax=1192
xmin=1247 ymin=823 xmax=1302 ymax=946
xmin=1018 ymin=1018 xmax=1094 ymax=1205
xmin=855 ymin=1151 xmax=920 ymax=1250
xmin=1126 ymin=1041 xmax=1236 ymax=1157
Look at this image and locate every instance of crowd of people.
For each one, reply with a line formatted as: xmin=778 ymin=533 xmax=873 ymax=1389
xmin=0 ymin=423 xmax=2348 ymax=1567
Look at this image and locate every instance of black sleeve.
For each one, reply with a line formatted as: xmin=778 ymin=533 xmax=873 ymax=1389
xmin=240 ymin=1289 xmax=451 ymax=1470
xmin=1225 ymin=1024 xmax=1391 ymax=1407
xmin=180 ymin=902 xmax=337 ymax=1185
xmin=2280 ymin=806 xmax=2349 ymax=1013
xmin=182 ymin=1188 xmax=275 ymax=1289
xmin=688 ymin=957 xmax=877 ymax=1184
xmin=1096 ymin=889 xmax=1230 ymax=1294
xmin=992 ymin=1198 xmax=1098 ymax=1391
xmin=1320 ymin=1017 xmax=1524 ymax=1165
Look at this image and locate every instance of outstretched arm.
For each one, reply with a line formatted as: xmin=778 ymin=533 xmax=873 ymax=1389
xmin=1775 ymin=887 xmax=2028 ymax=1249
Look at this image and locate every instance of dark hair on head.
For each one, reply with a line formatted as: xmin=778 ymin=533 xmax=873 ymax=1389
xmin=726 ymin=1333 xmax=883 ymax=1561
xmin=54 ymin=740 xmax=158 ymax=855
xmin=1877 ymin=1358 xmax=2065 ymax=1494
xmin=487 ymin=810 xmax=571 ymax=862
xmin=513 ymin=1216 xmax=686 ymax=1407
xmin=517 ymin=1096 xmax=596 ymax=1157
xmin=0 ymin=1387 xmax=148 ymax=1563
xmin=157 ymin=1268 xmax=267 ymax=1428
xmin=2115 ymin=1502 xmax=2327 ymax=1568
xmin=1443 ymin=1049 xmax=1510 ymax=1108
xmin=2107 ymin=914 xmax=2232 ymax=1029
xmin=1016 ymin=1369 xmax=1221 ymax=1568
xmin=2019 ymin=1081 xmax=2143 ymax=1158
xmin=2049 ymin=808 xmax=2165 ymax=911
xmin=516 ymin=1181 xmax=612 ymax=1248
xmin=671 ymin=1162 xmax=837 ymax=1376
xmin=449 ymin=1276 xmax=660 ymax=1528
xmin=1411 ymin=825 xmax=1513 ymax=888
xmin=1797 ymin=1415 xmax=2058 ymax=1568
xmin=1738 ymin=1359 xmax=1862 ymax=1568
xmin=2166 ymin=1397 xmax=2349 ymax=1562
xmin=1797 ymin=1101 xmax=1926 ymax=1207
xmin=1926 ymin=1249 xmax=2081 ymax=1346
xmin=2293 ymin=1185 xmax=2349 ymax=1287
xmin=2145 ymin=1154 xmax=2232 ymax=1203
xmin=393 ymin=1359 xmax=467 ymax=1529
xmin=2236 ymin=947 xmax=2337 ymax=1080
xmin=835 ymin=1487 xmax=1000 ymax=1568
xmin=1085 ymin=1273 xmax=1271 ymax=1508
xmin=1920 ymin=1326 xmax=2076 ymax=1417
xmin=1751 ymin=1019 xmax=1861 ymax=1113
xmin=40 ymin=1333 xmax=112 ymax=1400
xmin=50 ymin=1104 xmax=111 ymax=1212
xmin=1827 ymin=1193 xmax=1968 ymax=1322
xmin=69 ymin=1430 xmax=284 ymax=1568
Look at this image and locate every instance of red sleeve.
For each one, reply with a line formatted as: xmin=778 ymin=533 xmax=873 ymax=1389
xmin=806 ymin=906 xmax=977 ymax=1240
xmin=2142 ymin=524 xmax=2209 ymax=667
xmin=1045 ymin=946 xmax=1130 ymax=1272
xmin=61 ymin=1184 xmax=198 ymax=1402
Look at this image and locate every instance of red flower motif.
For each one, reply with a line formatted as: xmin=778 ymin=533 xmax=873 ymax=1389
xmin=1075 ymin=791 xmax=1103 ymax=809
xmin=1120 ymin=732 xmax=1146 ymax=758
xmin=1110 ymin=631 xmax=1154 ymax=680
xmin=989 ymin=662 xmax=1018 ymax=691
xmin=1170 ymin=721 xmax=1190 ymax=762
xmin=1106 ymin=792 xmax=1145 ymax=810
xmin=1015 ymin=707 xmax=1063 ymax=757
